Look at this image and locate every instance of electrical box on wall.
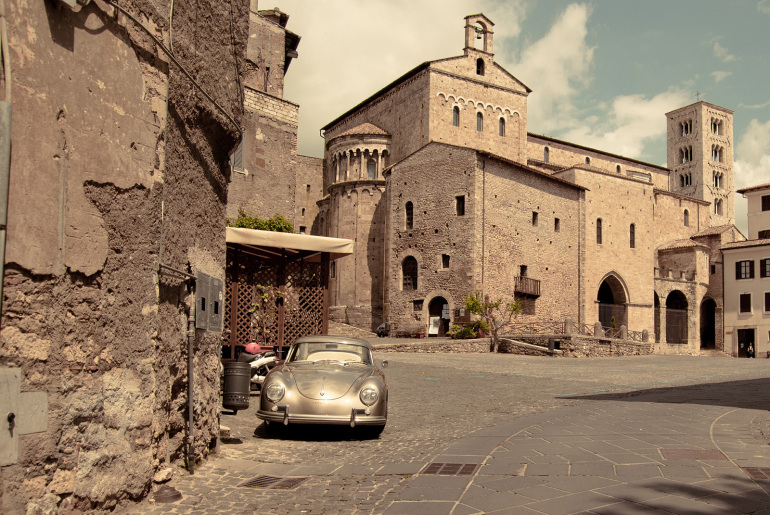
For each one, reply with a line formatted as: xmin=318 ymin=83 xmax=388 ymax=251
xmin=196 ymin=272 xmax=224 ymax=333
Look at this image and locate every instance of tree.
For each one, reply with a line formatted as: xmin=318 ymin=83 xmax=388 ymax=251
xmin=464 ymin=291 xmax=522 ymax=353
xmin=227 ymin=208 xmax=294 ymax=233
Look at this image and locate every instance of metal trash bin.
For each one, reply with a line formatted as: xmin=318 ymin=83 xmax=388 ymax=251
xmin=222 ymin=362 xmax=251 ymax=412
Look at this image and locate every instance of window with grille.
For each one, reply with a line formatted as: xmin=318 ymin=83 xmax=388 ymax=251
xmin=452 ymin=106 xmax=460 ymax=127
xmin=402 ymin=257 xmax=418 ymax=291
xmin=736 ymin=260 xmax=754 ymax=279
xmin=476 ymin=112 xmax=483 ymax=132
xmin=499 ymin=118 xmax=505 ymax=137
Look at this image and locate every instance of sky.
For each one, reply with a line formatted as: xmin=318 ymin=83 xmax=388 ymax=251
xmin=272 ymin=0 xmax=770 ymax=234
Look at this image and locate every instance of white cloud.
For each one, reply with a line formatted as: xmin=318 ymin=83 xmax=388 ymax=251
xmin=277 ymin=0 xmax=527 ymax=157
xmin=557 ymin=89 xmax=691 ymax=159
xmin=713 ymin=42 xmax=736 ymax=62
xmin=509 ymin=3 xmax=595 ymax=133
xmin=734 ymin=118 xmax=770 ymax=233
xmin=711 ymin=70 xmax=732 ymax=83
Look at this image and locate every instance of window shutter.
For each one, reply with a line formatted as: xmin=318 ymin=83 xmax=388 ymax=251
xmin=736 ymin=261 xmax=741 ymax=279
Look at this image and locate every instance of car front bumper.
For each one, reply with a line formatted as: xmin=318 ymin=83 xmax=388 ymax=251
xmin=257 ymin=405 xmax=386 ymax=427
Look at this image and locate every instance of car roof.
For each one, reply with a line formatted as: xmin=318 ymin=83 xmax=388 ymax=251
xmin=293 ymin=335 xmax=373 ymax=350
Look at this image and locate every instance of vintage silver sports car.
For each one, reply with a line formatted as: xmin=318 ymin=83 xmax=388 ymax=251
xmin=257 ymin=336 xmax=388 ymax=435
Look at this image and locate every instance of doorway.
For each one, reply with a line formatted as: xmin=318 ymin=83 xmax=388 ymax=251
xmin=737 ymin=328 xmax=755 ymax=358
xmin=428 ymin=296 xmax=450 ymax=337
xmin=699 ymin=298 xmax=716 ymax=349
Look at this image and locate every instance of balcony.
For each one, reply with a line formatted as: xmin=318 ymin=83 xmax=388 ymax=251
xmin=514 ymin=276 xmax=540 ymax=297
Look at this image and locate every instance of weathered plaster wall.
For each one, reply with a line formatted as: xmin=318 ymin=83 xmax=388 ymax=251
xmin=0 ymin=0 xmax=248 ymax=511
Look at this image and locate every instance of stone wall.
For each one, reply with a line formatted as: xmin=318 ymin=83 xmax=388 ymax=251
xmin=0 ymin=0 xmax=248 ymax=511
xmin=504 ymin=335 xmax=653 ymax=358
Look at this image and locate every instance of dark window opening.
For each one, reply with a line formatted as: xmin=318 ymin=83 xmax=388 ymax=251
xmin=630 ymin=223 xmax=636 ymax=249
xmin=413 ymin=299 xmax=423 ymax=311
xmin=761 ymin=258 xmax=770 ymax=278
xmin=402 ymin=257 xmax=418 ymax=291
xmin=739 ymin=293 xmax=751 ymax=313
xmin=476 ymin=58 xmax=485 ymax=76
xmin=499 ymin=118 xmax=505 ymax=137
xmin=455 ymin=195 xmax=465 ymax=216
xmin=544 ymin=147 xmax=550 ymax=163
xmin=759 ymin=230 xmax=770 ymax=239
xmin=554 ymin=218 xmax=560 ymax=232
xmin=405 ymin=201 xmax=413 ymax=229
xmin=596 ymin=218 xmax=603 ymax=245
xmin=532 ymin=211 xmax=538 ymax=226
xmin=476 ymin=112 xmax=483 ymax=132
xmin=452 ymin=106 xmax=460 ymax=127
xmin=762 ymin=195 xmax=770 ymax=212
xmin=441 ymin=254 xmax=450 ymax=269
xmin=765 ymin=292 xmax=770 ymax=312
xmin=330 ymin=262 xmax=336 ymax=279
xmin=299 ymin=226 xmax=306 ymax=234
xmin=711 ymin=264 xmax=716 ymax=275
xmin=520 ymin=265 xmax=527 ymax=277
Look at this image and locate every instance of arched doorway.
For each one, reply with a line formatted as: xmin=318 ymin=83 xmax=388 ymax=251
xmin=597 ymin=275 xmax=627 ymax=329
xmin=666 ymin=291 xmax=688 ymax=344
xmin=428 ymin=296 xmax=450 ymax=337
xmin=654 ymin=292 xmax=661 ymax=343
xmin=700 ymin=298 xmax=716 ymax=349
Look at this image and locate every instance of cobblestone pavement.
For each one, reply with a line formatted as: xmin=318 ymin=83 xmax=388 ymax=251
xmin=130 ymin=350 xmax=770 ymax=514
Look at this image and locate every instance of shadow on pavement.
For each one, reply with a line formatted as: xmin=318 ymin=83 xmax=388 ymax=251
xmin=252 ymin=421 xmax=384 ymax=442
xmin=565 ymin=377 xmax=770 ymax=411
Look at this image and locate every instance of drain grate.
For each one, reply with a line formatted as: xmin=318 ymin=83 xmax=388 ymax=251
xmin=743 ymin=467 xmax=770 ymax=480
xmin=238 ymin=475 xmax=309 ymax=490
xmin=420 ymin=462 xmax=480 ymax=476
xmin=659 ymin=449 xmax=728 ymax=461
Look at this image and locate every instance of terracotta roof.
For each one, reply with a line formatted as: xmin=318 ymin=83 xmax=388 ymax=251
xmin=722 ymin=238 xmax=770 ymax=251
xmin=657 ymin=239 xmax=709 ymax=251
xmin=736 ymin=183 xmax=770 ymax=195
xmin=691 ymin=225 xmax=734 ymax=237
xmin=336 ymin=123 xmax=390 ymax=138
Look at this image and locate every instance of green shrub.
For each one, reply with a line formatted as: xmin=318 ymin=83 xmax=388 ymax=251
xmin=227 ymin=208 xmax=294 ymax=233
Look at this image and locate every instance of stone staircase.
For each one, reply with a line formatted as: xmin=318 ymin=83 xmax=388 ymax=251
xmin=328 ymin=321 xmax=377 ymax=339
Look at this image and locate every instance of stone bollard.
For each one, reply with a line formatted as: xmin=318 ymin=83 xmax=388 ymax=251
xmin=594 ymin=321 xmax=604 ymax=337
xmin=620 ymin=325 xmax=627 ymax=340
xmin=564 ymin=317 xmax=574 ymax=335
xmin=642 ymin=329 xmax=649 ymax=342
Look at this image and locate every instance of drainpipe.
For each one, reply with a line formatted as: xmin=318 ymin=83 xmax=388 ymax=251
xmin=187 ymin=291 xmax=195 ymax=474
xmin=0 ymin=0 xmax=11 ymax=320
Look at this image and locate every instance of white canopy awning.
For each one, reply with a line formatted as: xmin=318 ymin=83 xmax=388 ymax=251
xmin=226 ymin=227 xmax=354 ymax=262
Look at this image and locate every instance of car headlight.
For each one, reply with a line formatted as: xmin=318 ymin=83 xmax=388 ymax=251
xmin=359 ymin=386 xmax=379 ymax=406
xmin=265 ymin=383 xmax=285 ymax=402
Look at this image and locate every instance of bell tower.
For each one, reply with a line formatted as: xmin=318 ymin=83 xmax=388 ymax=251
xmin=666 ymin=101 xmax=735 ymax=227
xmin=464 ymin=14 xmax=494 ymax=56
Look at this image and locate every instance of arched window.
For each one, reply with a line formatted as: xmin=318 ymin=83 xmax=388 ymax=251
xmin=405 ymin=201 xmax=413 ymax=229
xmin=367 ymin=158 xmax=376 ymax=179
xmin=476 ymin=58 xmax=485 ymax=76
xmin=684 ymin=209 xmax=689 ymax=227
xmin=596 ymin=218 xmax=603 ymax=245
xmin=452 ymin=106 xmax=460 ymax=127
xmin=499 ymin=117 xmax=505 ymax=137
xmin=585 ymin=157 xmax=591 ymax=165
xmin=616 ymin=165 xmax=621 ymax=174
xmin=544 ymin=147 xmax=550 ymax=163
xmin=402 ymin=257 xmax=418 ymax=291
xmin=629 ymin=223 xmax=636 ymax=249
xmin=476 ymin=112 xmax=483 ymax=132
xmin=715 ymin=199 xmax=723 ymax=215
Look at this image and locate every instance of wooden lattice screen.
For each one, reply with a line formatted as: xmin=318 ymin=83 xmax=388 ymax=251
xmin=223 ymin=246 xmax=326 ymax=359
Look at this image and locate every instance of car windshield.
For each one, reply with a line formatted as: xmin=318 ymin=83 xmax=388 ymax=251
xmin=287 ymin=342 xmax=372 ymax=365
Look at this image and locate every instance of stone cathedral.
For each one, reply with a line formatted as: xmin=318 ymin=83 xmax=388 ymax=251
xmin=236 ymin=10 xmax=743 ymax=354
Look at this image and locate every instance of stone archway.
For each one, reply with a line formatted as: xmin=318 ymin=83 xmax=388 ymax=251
xmin=428 ymin=296 xmax=450 ymax=337
xmin=597 ymin=274 xmax=628 ymax=329
xmin=700 ymin=298 xmax=716 ymax=349
xmin=666 ymin=290 xmax=688 ymax=344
